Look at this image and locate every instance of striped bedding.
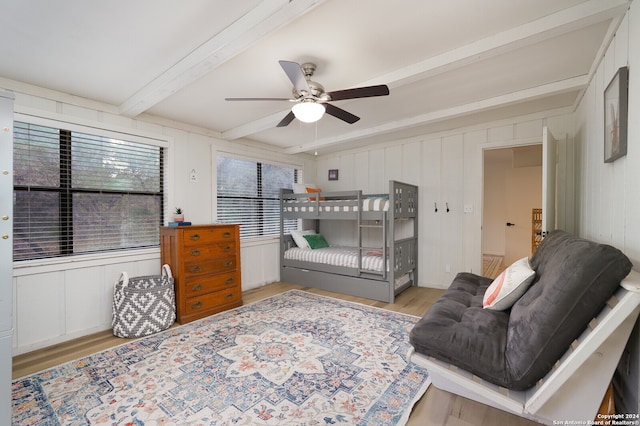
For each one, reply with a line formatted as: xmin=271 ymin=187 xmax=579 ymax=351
xmin=283 ymin=197 xmax=389 ymax=213
xmin=284 ymin=246 xmax=386 ymax=272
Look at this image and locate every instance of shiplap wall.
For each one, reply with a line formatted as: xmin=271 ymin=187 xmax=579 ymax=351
xmin=9 ymin=88 xmax=314 ymax=354
xmin=573 ymin=3 xmax=639 ymax=414
xmin=575 ymin=5 xmax=639 ymax=267
xmin=313 ymin=113 xmax=574 ymax=288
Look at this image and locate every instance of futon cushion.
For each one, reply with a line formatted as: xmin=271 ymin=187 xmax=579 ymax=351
xmin=409 ymin=230 xmax=632 ymax=390
xmin=409 ymin=273 xmax=512 ymax=384
xmin=506 ymin=230 xmax=632 ymax=389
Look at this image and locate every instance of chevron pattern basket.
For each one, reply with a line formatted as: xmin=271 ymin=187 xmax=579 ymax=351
xmin=112 ymin=264 xmax=176 ymax=338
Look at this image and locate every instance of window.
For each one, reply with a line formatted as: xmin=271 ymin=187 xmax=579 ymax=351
xmin=216 ymin=155 xmax=298 ymax=239
xmin=13 ymin=122 xmax=164 ymax=261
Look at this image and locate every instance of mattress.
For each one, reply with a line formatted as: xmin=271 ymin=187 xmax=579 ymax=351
xmin=284 ymin=246 xmax=386 ymax=272
xmin=283 ymin=197 xmax=389 ymax=213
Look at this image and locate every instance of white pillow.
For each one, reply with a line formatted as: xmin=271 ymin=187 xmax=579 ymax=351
xmin=483 ymin=257 xmax=536 ymax=311
xmin=290 ymin=229 xmax=316 ymax=249
xmin=293 ymin=183 xmax=318 ymax=194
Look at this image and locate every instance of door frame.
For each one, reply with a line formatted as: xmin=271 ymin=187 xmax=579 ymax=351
xmin=477 ymin=136 xmax=542 ymax=270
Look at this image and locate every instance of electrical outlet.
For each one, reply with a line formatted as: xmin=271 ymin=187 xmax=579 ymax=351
xmin=464 ymin=204 xmax=473 ymax=213
xmin=190 ymin=169 xmax=198 ymax=182
xmin=445 ymin=263 xmax=451 ymax=273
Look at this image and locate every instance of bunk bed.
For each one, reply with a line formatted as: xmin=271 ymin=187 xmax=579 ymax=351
xmin=279 ymin=180 xmax=418 ymax=303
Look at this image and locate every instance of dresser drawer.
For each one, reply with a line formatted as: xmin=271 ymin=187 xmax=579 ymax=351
xmin=182 ymin=227 xmax=236 ymax=247
xmin=184 ymin=272 xmax=240 ymax=297
xmin=184 ymin=287 xmax=242 ymax=315
xmin=183 ymin=256 xmax=237 ymax=276
xmin=182 ymin=241 xmax=236 ymax=259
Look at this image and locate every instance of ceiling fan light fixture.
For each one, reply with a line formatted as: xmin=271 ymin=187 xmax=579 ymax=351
xmin=292 ymin=101 xmax=325 ymax=123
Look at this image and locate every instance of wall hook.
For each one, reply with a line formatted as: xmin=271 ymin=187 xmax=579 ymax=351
xmin=446 ymin=202 xmax=450 ymax=212
xmin=434 ymin=202 xmax=438 ymax=212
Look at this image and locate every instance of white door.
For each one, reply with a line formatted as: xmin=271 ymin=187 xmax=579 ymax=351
xmin=542 ymin=127 xmax=557 ymax=235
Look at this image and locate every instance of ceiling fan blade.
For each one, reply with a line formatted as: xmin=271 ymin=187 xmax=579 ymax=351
xmin=279 ymin=60 xmax=310 ymax=93
xmin=276 ymin=111 xmax=296 ymax=127
xmin=325 ymin=103 xmax=360 ymax=124
xmin=225 ymin=97 xmax=292 ymax=101
xmin=327 ymin=84 xmax=389 ymax=101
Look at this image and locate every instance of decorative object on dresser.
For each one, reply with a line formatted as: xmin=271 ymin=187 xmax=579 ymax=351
xmin=173 ymin=207 xmax=184 ymax=222
xmin=161 ymin=224 xmax=242 ymax=324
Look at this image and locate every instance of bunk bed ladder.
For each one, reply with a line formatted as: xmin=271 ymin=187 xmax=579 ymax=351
xmin=357 ymin=189 xmax=387 ymax=280
xmin=357 ymin=217 xmax=387 ymax=278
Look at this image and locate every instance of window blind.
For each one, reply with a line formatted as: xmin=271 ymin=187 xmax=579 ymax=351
xmin=13 ymin=122 xmax=164 ymax=260
xmin=216 ymin=155 xmax=298 ymax=239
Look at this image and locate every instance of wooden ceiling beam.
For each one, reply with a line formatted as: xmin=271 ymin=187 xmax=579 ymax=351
xmin=222 ymin=0 xmax=629 ymax=142
xmin=283 ymin=75 xmax=589 ymax=154
xmin=119 ymin=0 xmax=325 ymax=117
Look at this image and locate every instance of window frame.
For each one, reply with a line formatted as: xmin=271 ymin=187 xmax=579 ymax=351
xmin=215 ymin=152 xmax=302 ymax=241
xmin=13 ymin=113 xmax=171 ymax=262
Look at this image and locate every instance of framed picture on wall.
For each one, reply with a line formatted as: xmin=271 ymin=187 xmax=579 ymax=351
xmin=604 ymin=66 xmax=629 ymax=163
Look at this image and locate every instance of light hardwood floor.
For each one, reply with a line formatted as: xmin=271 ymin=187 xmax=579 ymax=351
xmin=13 ymin=282 xmax=539 ymax=426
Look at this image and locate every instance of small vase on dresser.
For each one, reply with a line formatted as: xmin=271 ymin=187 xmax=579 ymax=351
xmin=160 ymin=224 xmax=242 ymax=324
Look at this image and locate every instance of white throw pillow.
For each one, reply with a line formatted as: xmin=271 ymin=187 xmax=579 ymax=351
xmin=290 ymin=229 xmax=316 ymax=249
xmin=293 ymin=183 xmax=319 ymax=194
xmin=292 ymin=183 xmax=310 ymax=194
xmin=483 ymin=257 xmax=536 ymax=311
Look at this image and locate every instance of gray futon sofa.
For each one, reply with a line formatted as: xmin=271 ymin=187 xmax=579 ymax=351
xmin=409 ymin=230 xmax=633 ymax=390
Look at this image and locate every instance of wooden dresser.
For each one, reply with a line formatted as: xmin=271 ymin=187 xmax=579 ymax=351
xmin=160 ymin=224 xmax=242 ymax=324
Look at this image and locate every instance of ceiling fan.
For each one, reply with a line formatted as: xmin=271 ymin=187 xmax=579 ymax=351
xmin=225 ymin=60 xmax=389 ymax=127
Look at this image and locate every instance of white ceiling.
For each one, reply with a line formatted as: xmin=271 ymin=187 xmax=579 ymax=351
xmin=0 ymin=0 xmax=630 ymax=155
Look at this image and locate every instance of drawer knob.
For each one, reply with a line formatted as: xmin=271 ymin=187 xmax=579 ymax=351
xmin=222 ymin=246 xmax=231 ymax=252
xmin=192 ymin=283 xmax=202 ymax=291
xmin=190 ymin=249 xmax=201 ymax=256
xmin=225 ymin=277 xmax=234 ymax=284
xmin=224 ymin=261 xmax=233 ymax=267
xmin=190 ymin=265 xmax=201 ymax=273
xmin=191 ymin=301 xmax=202 ymax=309
xmin=223 ymin=232 xmax=231 ymax=238
xmin=189 ymin=234 xmax=200 ymax=241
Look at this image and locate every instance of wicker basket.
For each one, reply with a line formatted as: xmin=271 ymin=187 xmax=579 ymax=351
xmin=112 ymin=264 xmax=176 ymax=338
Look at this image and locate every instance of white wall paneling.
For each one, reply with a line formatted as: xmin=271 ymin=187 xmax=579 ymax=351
xmin=13 ymin=251 xmax=159 ymax=354
xmin=317 ymin=112 xmax=574 ymax=289
xmin=441 ymin=135 xmax=465 ymax=283
xmin=10 ymin=84 xmax=312 ymax=354
xmin=0 ymin=90 xmax=15 ymax=426
xmin=625 ymin=1 xmax=640 ymax=266
xmin=462 ymin=130 xmax=486 ymax=274
xmin=421 ymin=138 xmax=442 ymax=287
xmin=573 ymin=3 xmax=638 ymax=415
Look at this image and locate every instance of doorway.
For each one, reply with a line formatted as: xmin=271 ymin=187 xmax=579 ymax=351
xmin=482 ymin=145 xmax=542 ymax=277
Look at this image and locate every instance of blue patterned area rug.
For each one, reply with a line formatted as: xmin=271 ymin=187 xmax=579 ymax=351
xmin=12 ymin=290 xmax=430 ymax=425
